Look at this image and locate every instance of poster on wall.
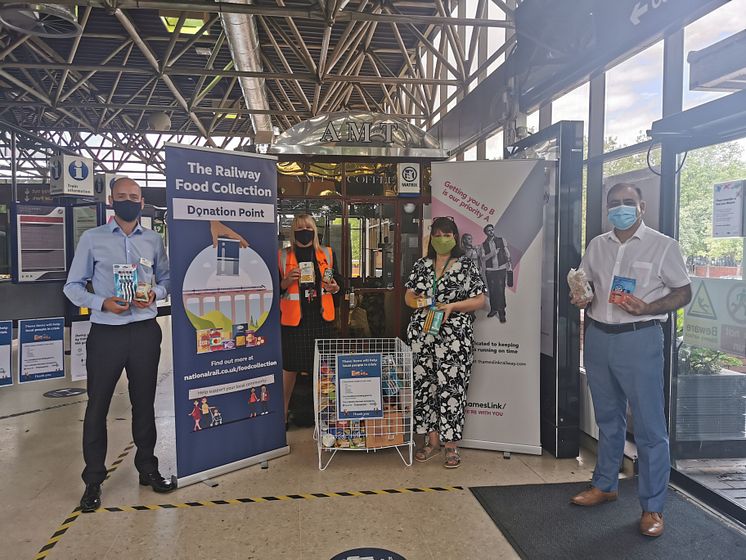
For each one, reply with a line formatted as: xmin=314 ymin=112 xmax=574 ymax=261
xmin=18 ymin=318 xmax=65 ymax=383
xmin=0 ymin=321 xmax=12 ymax=387
xmin=166 ymin=144 xmax=287 ymax=486
xmin=431 ymin=160 xmax=544 ymax=455
xmin=712 ymin=180 xmax=744 ymax=238
xmin=72 ymin=206 xmax=99 ymax=250
xmin=70 ymin=320 xmax=91 ymax=382
xmin=13 ymin=204 xmax=67 ymax=282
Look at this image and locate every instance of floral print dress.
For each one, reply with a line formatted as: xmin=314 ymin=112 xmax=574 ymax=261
xmin=405 ymin=256 xmax=485 ymax=442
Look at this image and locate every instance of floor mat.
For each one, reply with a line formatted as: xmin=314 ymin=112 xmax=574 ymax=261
xmin=470 ymin=479 xmax=746 ymax=560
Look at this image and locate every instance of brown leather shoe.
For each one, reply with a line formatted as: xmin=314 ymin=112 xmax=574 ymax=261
xmin=570 ymin=486 xmax=618 ymax=506
xmin=640 ymin=511 xmax=664 ymax=537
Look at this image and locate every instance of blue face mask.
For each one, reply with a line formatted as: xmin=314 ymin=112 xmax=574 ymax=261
xmin=607 ymin=205 xmax=638 ymax=230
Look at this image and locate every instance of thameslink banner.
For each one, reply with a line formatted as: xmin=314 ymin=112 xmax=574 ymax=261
xmin=165 ymin=144 xmax=288 ymax=486
xmin=432 ymin=160 xmax=544 ymax=455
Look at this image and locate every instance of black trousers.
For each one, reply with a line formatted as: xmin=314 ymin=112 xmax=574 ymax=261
xmin=83 ymin=319 xmax=162 ymax=484
xmin=486 ymin=269 xmax=507 ymax=315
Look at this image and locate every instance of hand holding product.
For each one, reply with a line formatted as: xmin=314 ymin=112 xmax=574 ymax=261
xmin=567 ymin=268 xmax=594 ymax=305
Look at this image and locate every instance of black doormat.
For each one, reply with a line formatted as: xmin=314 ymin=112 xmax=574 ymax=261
xmin=470 ymin=479 xmax=746 ymax=560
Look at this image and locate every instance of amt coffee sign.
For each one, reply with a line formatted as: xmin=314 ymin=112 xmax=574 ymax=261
xmin=50 ymin=154 xmax=94 ymax=197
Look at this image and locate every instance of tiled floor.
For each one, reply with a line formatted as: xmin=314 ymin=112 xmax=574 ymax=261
xmin=0 ymin=317 xmax=742 ymax=559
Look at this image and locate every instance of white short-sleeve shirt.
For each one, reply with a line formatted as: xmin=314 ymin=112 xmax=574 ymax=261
xmin=579 ymin=222 xmax=690 ymax=324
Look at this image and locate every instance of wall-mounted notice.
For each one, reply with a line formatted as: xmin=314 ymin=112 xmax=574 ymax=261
xmin=18 ymin=318 xmax=65 ymax=383
xmin=0 ymin=321 xmax=12 ymax=387
xmin=70 ymin=320 xmax=91 ymax=382
xmin=713 ymin=180 xmax=744 ymax=238
xmin=72 ymin=206 xmax=99 ymax=250
xmin=336 ymin=353 xmax=384 ymax=420
xmin=15 ymin=204 xmax=67 ymax=282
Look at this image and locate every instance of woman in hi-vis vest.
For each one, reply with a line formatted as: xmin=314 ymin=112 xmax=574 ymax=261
xmin=279 ymin=214 xmax=342 ymax=427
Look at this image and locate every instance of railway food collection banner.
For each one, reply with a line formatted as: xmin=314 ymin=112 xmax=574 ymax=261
xmin=431 ymin=160 xmax=544 ymax=455
xmin=166 ymin=144 xmax=287 ymax=485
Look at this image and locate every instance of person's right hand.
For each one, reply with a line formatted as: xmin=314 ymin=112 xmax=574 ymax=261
xmin=103 ymin=297 xmax=130 ymax=313
xmin=570 ymin=293 xmax=591 ymax=309
xmin=281 ymin=267 xmax=301 ymax=289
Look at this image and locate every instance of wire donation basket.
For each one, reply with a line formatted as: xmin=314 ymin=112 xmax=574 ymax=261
xmin=314 ymin=338 xmax=414 ymax=471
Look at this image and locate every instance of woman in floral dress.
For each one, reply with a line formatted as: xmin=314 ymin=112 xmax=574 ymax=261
xmin=405 ymin=217 xmax=486 ymax=468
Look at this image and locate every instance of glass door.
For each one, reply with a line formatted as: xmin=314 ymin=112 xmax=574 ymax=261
xmin=671 ymin=139 xmax=746 ymax=515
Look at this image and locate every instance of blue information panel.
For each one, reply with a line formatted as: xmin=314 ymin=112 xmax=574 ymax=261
xmin=18 ymin=318 xmax=65 ymax=383
xmin=0 ymin=321 xmax=12 ymax=387
xmin=336 ymin=353 xmax=384 ymax=420
xmin=165 ymin=144 xmax=286 ymax=483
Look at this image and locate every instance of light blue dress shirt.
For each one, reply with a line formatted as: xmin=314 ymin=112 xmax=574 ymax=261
xmin=64 ymin=220 xmax=170 ymax=325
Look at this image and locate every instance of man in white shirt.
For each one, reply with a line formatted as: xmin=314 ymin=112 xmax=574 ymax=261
xmin=570 ymin=183 xmax=691 ymax=538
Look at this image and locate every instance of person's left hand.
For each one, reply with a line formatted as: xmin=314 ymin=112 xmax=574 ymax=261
xmin=617 ymin=294 xmax=648 ymax=316
xmin=436 ymin=302 xmax=456 ymax=322
xmin=210 ymin=221 xmax=249 ymax=248
xmin=132 ymin=290 xmax=156 ymax=308
xmin=322 ymin=278 xmax=340 ymax=294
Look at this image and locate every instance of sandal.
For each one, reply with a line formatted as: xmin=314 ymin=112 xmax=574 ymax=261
xmin=444 ymin=447 xmax=461 ymax=469
xmin=415 ymin=443 xmax=440 ymax=462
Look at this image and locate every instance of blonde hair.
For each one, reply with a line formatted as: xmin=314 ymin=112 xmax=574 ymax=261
xmin=290 ymin=214 xmax=321 ymax=252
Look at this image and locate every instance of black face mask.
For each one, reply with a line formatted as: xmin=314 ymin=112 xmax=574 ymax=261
xmin=113 ymin=200 xmax=142 ymax=222
xmin=294 ymin=229 xmax=314 ymax=245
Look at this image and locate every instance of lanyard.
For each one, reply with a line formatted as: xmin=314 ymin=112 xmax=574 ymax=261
xmin=431 ymin=258 xmax=453 ymax=304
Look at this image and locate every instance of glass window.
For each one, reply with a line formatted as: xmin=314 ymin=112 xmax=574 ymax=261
xmin=526 ymin=111 xmax=540 ymax=135
xmin=345 ymin=163 xmax=397 ymax=197
xmin=486 ymin=130 xmax=503 ymax=160
xmin=347 ymin=203 xmax=395 ymax=289
xmin=605 ymin=41 xmax=664 ymax=150
xmin=552 ymin=82 xmax=589 ymax=130
xmin=464 ymin=145 xmax=477 ymax=160
xmin=683 ymin=0 xmax=746 ymax=110
xmin=278 ymin=161 xmax=342 ymax=197
xmin=0 ymin=200 xmax=9 ymax=279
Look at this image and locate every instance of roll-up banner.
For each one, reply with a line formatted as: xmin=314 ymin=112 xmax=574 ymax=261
xmin=431 ymin=160 xmax=544 ymax=455
xmin=165 ymin=144 xmax=288 ymax=486
xmin=0 ymin=321 xmax=12 ymax=387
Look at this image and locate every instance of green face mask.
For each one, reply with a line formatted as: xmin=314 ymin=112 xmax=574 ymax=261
xmin=431 ymin=236 xmax=456 ymax=255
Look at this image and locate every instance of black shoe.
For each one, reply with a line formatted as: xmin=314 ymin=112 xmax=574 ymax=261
xmin=139 ymin=471 xmax=177 ymax=493
xmin=487 ymin=311 xmax=497 ymax=318
xmin=80 ymin=483 xmax=101 ymax=513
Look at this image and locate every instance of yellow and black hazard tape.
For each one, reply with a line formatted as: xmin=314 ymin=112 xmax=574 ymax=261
xmin=105 ymin=442 xmax=136 ymax=481
xmin=92 ymin=485 xmax=464 ymax=514
xmin=34 ymin=441 xmax=135 ymax=560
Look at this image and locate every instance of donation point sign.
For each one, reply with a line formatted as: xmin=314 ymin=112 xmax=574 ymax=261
xmin=166 ymin=144 xmax=287 ymax=486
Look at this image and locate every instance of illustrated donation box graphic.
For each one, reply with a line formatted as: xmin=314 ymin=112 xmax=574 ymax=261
xmin=166 ymin=144 xmax=287 ymax=486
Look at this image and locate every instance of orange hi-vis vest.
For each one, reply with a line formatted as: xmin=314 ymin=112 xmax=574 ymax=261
xmin=279 ymin=246 xmax=335 ymax=326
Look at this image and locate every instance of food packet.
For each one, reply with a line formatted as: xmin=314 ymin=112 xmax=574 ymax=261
xmin=567 ymin=268 xmax=593 ymax=302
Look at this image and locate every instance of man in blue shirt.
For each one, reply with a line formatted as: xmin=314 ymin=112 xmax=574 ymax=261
xmin=64 ymin=178 xmax=176 ymax=512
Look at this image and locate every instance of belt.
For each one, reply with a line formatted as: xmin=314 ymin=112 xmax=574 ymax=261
xmin=588 ymin=318 xmax=660 ymax=334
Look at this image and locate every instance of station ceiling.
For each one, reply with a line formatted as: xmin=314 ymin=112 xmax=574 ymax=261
xmin=0 ymin=1 xmax=514 ymax=155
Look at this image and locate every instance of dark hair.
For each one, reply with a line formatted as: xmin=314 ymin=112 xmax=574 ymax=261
xmin=427 ymin=217 xmax=464 ymax=259
xmin=483 ymin=223 xmax=494 ymax=234
xmin=607 ymin=182 xmax=643 ymax=202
